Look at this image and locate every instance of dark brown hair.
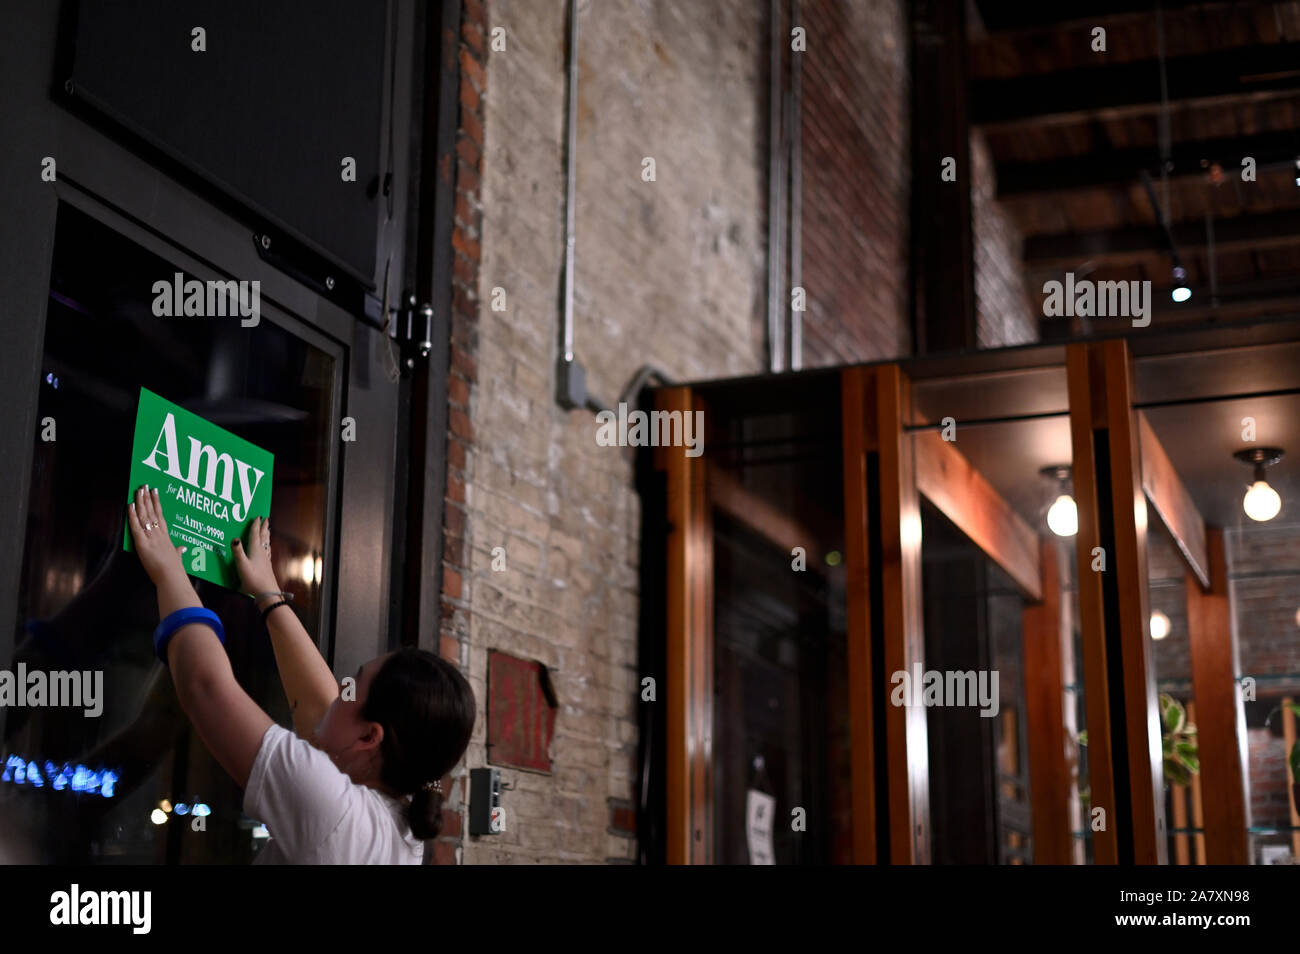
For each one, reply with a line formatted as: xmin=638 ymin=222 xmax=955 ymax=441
xmin=362 ymin=648 xmax=476 ymax=840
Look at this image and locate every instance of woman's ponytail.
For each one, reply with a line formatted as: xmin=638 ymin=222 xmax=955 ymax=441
xmin=362 ymin=648 xmax=476 ymax=840
xmin=409 ymin=785 xmax=445 ymax=841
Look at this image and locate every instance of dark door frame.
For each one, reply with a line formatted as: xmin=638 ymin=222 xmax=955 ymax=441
xmin=0 ymin=0 xmax=431 ymax=679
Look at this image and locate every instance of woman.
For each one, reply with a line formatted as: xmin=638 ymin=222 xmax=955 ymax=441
xmin=127 ymin=484 xmax=475 ymax=864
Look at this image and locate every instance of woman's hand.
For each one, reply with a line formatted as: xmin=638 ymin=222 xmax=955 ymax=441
xmin=127 ymin=485 xmax=188 ymax=587
xmin=233 ymin=516 xmax=280 ymax=596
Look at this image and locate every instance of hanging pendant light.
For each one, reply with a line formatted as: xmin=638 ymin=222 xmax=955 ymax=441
xmin=1233 ymin=448 xmax=1284 ymax=522
xmin=1040 ymin=465 xmax=1077 ymax=537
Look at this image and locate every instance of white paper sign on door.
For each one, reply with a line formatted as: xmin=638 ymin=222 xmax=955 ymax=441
xmin=746 ymin=789 xmax=776 ymax=865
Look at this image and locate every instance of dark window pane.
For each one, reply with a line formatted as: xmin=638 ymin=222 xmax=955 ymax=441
xmin=3 ymin=203 xmax=336 ymax=864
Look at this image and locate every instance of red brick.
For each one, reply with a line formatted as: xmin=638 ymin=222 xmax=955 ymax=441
xmin=463 ymin=20 xmax=484 ymax=56
xmin=462 ymin=0 xmax=486 ymax=31
xmin=443 ymin=566 xmax=462 ymax=599
xmin=459 ymin=74 xmax=480 ymax=113
xmin=457 ymin=133 xmax=481 ymax=173
xmin=449 ymin=373 xmax=470 ymax=407
xmin=443 ymin=530 xmax=463 ymax=566
xmin=447 ymin=435 xmax=467 ymax=470
xmin=462 ymin=106 xmax=484 ymax=149
xmin=446 ymin=470 xmax=465 ymax=504
xmin=452 ymin=223 xmax=481 ymax=264
xmin=445 ymin=503 xmax=465 ymax=537
xmin=452 ymin=283 xmax=478 ymax=321
xmin=460 ymin=47 xmax=486 ymax=94
xmin=440 ymin=634 xmax=460 ymax=663
xmin=457 ymin=157 xmax=480 ymax=194
xmin=449 ymin=407 xmax=473 ymax=441
xmin=432 ymin=839 xmax=457 ymax=866
xmin=451 ymin=343 xmax=477 ymax=380
xmin=455 ymin=190 xmax=474 ymax=229
xmin=453 ymin=252 xmax=476 ymax=290
xmin=440 ymin=807 xmax=462 ymax=839
xmin=451 ymin=310 xmax=477 ymax=352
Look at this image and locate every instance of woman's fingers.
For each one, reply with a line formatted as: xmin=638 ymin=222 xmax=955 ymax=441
xmin=127 ymin=495 xmax=144 ymax=540
xmin=132 ymin=485 xmax=168 ymax=541
xmin=134 ymin=487 xmax=153 ymax=537
xmin=139 ymin=485 xmax=155 ymax=529
xmin=150 ymin=487 xmax=167 ymax=533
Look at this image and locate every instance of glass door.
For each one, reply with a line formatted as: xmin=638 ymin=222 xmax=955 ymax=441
xmin=3 ymin=200 xmax=345 ymax=864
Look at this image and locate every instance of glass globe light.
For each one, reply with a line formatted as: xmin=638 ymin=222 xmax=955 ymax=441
xmin=1047 ymin=494 xmax=1078 ymax=537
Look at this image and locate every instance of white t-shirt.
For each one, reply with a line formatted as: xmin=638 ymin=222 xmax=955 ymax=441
xmin=244 ymin=723 xmax=425 ymax=865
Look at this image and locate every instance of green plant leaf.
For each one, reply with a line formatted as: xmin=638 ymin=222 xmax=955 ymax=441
xmin=1290 ymin=742 xmax=1300 ymax=782
xmin=1077 ymin=731 xmax=1088 ymax=746
xmin=1164 ymin=757 xmax=1191 ymax=787
xmin=1160 ymin=693 xmax=1185 ymax=735
xmin=1173 ymin=741 xmax=1200 ymax=774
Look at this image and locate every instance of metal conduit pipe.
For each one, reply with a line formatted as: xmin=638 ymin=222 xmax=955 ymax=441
xmin=555 ymin=0 xmax=613 ymax=413
xmin=767 ymin=0 xmax=786 ymax=373
xmin=789 ymin=0 xmax=803 ymax=371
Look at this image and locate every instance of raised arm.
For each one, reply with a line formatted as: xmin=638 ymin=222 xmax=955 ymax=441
xmin=232 ymin=516 xmax=340 ymax=743
xmin=128 ymin=486 xmax=271 ymax=788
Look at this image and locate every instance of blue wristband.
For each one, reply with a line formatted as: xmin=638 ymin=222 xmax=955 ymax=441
xmin=153 ymin=608 xmax=225 ymax=665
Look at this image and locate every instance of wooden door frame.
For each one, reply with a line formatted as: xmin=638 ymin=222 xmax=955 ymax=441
xmin=657 ymin=386 xmax=714 ymax=865
xmin=841 ymin=366 xmax=881 ymax=863
xmin=660 ymin=368 xmax=929 ymax=865
xmin=1068 ymin=340 xmax=1168 ymax=864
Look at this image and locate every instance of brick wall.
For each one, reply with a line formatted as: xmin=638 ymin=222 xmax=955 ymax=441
xmin=1247 ymin=727 xmax=1293 ymax=829
xmin=442 ymin=0 xmax=768 ymax=864
xmin=1145 ymin=523 xmax=1300 ymax=837
xmin=433 ymin=0 xmax=490 ymax=867
xmin=438 ymin=0 xmax=1048 ymax=865
xmin=1227 ymin=524 xmax=1300 ymax=678
xmin=799 ymin=0 xmax=910 ymax=366
xmin=1228 ymin=524 xmax=1300 ymax=836
xmin=1142 ymin=520 xmax=1300 ymax=689
xmin=972 ymin=131 xmax=1037 ymax=349
xmin=798 ymin=3 xmax=1034 ymax=365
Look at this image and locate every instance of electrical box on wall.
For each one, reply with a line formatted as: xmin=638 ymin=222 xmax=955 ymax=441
xmin=469 ymin=767 xmax=505 ymax=836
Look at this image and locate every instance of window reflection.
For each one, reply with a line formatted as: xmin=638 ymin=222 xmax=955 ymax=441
xmin=3 ymin=204 xmax=336 ymax=864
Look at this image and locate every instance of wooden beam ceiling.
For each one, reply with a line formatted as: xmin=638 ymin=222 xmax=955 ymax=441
xmin=995 ymin=127 xmax=1300 ymax=198
xmin=1023 ymin=207 xmax=1300 ymax=268
xmin=974 ymin=0 xmax=1254 ymax=33
xmin=972 ymin=42 xmax=1300 ymax=130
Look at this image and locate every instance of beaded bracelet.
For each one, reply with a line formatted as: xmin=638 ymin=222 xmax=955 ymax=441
xmin=261 ymin=600 xmax=291 ymax=623
xmin=244 ymin=590 xmax=294 ymax=603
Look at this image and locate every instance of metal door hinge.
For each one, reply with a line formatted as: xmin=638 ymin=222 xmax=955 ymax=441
xmin=384 ymin=294 xmax=434 ymax=363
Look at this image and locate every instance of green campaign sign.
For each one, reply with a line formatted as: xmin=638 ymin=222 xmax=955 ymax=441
xmin=123 ymin=387 xmax=274 ymax=590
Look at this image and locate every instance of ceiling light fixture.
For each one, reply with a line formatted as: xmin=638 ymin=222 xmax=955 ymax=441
xmin=1040 ymin=465 xmax=1077 ymax=537
xmin=1150 ymin=610 xmax=1171 ymax=641
xmin=1234 ymin=447 xmax=1284 ymax=522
